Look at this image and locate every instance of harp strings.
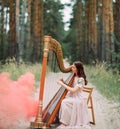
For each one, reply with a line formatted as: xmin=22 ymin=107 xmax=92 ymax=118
xmin=43 ymin=51 xmax=61 ymax=108
xmin=47 ymin=51 xmax=60 ymax=73
xmin=43 ymin=51 xmax=72 ymax=109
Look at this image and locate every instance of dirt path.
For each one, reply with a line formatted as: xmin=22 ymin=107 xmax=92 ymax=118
xmin=91 ymin=86 xmax=120 ymax=129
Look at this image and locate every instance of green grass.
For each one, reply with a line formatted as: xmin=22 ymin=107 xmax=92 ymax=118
xmin=85 ymin=63 xmax=120 ymax=102
xmin=0 ymin=61 xmax=42 ymax=82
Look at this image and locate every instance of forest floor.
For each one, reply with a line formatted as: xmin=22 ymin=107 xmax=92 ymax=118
xmin=8 ymin=72 xmax=120 ymax=129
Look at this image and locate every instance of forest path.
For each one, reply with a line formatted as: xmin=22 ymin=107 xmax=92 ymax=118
xmin=90 ymin=85 xmax=120 ymax=129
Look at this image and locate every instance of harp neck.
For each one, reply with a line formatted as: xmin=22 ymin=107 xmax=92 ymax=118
xmin=44 ymin=36 xmax=72 ymax=73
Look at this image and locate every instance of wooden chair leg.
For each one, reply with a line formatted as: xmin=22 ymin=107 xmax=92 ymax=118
xmin=83 ymin=87 xmax=95 ymax=125
xmin=89 ymin=97 xmax=95 ymax=125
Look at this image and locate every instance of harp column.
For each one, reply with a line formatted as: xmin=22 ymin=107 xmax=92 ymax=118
xmin=30 ymin=36 xmax=51 ymax=128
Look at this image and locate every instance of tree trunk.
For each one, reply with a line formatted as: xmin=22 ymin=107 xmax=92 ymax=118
xmin=16 ymin=0 xmax=21 ymax=63
xmin=39 ymin=0 xmax=44 ymax=62
xmin=97 ymin=0 xmax=102 ymax=61
xmin=9 ymin=0 xmax=16 ymax=58
xmin=20 ymin=0 xmax=27 ymax=61
xmin=76 ymin=0 xmax=82 ymax=61
xmin=114 ymin=0 xmax=120 ymax=63
xmin=102 ymin=0 xmax=112 ymax=62
xmin=87 ymin=0 xmax=97 ymax=63
xmin=109 ymin=0 xmax=114 ymax=62
xmin=26 ymin=0 xmax=32 ymax=62
xmin=1 ymin=0 xmax=5 ymax=61
xmin=84 ymin=1 xmax=89 ymax=63
xmin=102 ymin=0 xmax=108 ymax=61
xmin=32 ymin=0 xmax=43 ymax=62
xmin=87 ymin=0 xmax=91 ymax=53
xmin=114 ymin=0 xmax=120 ymax=42
xmin=92 ymin=0 xmax=97 ymax=61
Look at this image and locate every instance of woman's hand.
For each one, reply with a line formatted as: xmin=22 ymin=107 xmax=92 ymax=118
xmin=57 ymin=80 xmax=64 ymax=86
xmin=57 ymin=78 xmax=80 ymax=93
xmin=57 ymin=78 xmax=64 ymax=86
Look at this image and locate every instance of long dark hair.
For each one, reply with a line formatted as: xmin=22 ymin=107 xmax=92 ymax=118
xmin=74 ymin=61 xmax=87 ymax=85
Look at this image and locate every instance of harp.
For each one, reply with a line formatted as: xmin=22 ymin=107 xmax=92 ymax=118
xmin=30 ymin=36 xmax=74 ymax=128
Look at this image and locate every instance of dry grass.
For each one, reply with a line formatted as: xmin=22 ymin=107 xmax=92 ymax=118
xmin=85 ymin=63 xmax=120 ymax=102
xmin=0 ymin=59 xmax=42 ymax=86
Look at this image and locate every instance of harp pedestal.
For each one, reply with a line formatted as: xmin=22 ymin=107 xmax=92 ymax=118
xmin=30 ymin=101 xmax=47 ymax=129
xmin=31 ymin=122 xmax=46 ymax=129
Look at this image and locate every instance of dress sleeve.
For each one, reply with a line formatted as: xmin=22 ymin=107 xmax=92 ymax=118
xmin=76 ymin=77 xmax=85 ymax=88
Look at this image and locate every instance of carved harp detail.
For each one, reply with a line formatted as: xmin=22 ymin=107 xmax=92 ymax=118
xmin=44 ymin=35 xmax=72 ymax=73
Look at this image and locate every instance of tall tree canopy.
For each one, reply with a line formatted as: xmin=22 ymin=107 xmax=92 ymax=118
xmin=0 ymin=0 xmax=119 ymax=70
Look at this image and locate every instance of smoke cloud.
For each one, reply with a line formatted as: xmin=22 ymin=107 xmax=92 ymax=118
xmin=0 ymin=72 xmax=38 ymax=129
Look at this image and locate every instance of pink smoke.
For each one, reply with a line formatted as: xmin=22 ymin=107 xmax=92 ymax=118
xmin=0 ymin=72 xmax=38 ymax=128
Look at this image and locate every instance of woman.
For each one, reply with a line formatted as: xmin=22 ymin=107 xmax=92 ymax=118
xmin=57 ymin=61 xmax=92 ymax=129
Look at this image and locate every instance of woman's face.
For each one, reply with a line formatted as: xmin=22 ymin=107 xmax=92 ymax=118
xmin=72 ymin=64 xmax=77 ymax=74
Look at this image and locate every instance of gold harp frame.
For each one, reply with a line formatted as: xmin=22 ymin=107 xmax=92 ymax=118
xmin=30 ymin=36 xmax=72 ymax=128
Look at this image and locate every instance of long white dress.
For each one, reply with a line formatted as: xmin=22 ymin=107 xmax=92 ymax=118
xmin=58 ymin=76 xmax=92 ymax=129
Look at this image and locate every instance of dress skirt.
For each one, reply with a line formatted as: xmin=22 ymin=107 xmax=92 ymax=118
xmin=58 ymin=77 xmax=92 ymax=129
xmin=59 ymin=95 xmax=90 ymax=127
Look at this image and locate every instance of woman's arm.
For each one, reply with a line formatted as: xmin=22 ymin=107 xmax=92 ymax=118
xmin=57 ymin=80 xmax=79 ymax=93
